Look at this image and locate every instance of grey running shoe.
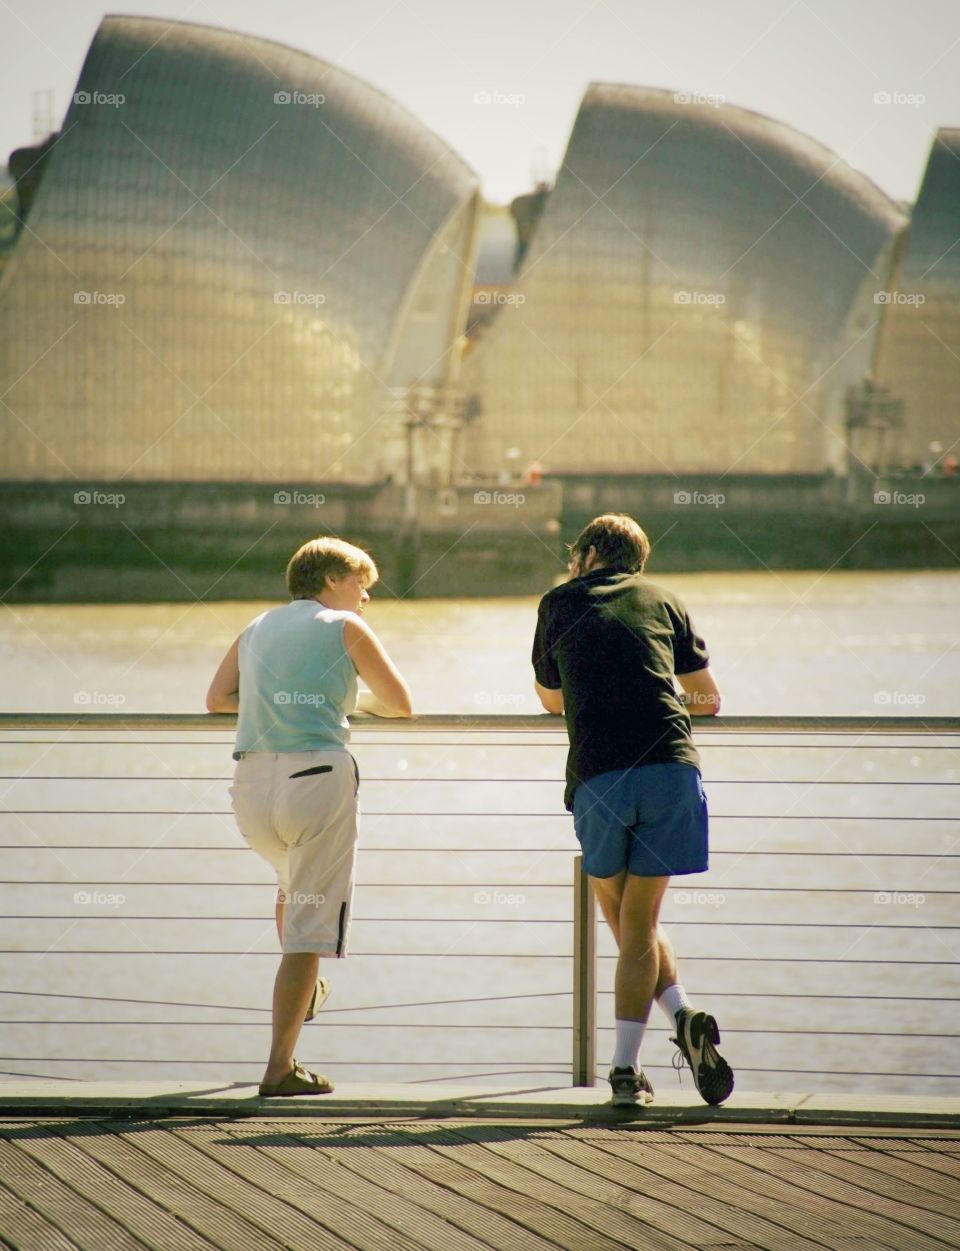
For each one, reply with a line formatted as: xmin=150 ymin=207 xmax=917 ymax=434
xmin=608 ymin=1066 xmax=655 ymax=1107
xmin=671 ymin=1008 xmax=734 ymax=1105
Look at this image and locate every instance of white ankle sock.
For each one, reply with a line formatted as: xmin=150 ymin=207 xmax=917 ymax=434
xmin=612 ymin=1019 xmax=647 ymax=1070
xmin=658 ymin=983 xmax=692 ymax=1030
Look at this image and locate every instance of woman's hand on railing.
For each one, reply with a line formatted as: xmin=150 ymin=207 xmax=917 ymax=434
xmin=355 ymin=688 xmax=409 ymax=718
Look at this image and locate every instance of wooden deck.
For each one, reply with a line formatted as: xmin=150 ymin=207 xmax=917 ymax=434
xmin=0 ymin=1116 xmax=958 ymax=1250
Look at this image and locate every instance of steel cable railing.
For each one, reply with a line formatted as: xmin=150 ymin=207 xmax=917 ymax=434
xmin=0 ymin=713 xmax=957 ymax=1093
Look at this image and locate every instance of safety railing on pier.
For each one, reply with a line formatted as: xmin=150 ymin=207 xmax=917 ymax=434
xmin=0 ymin=713 xmax=957 ymax=1095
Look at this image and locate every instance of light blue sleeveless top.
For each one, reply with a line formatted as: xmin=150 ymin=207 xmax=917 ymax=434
xmin=234 ymin=599 xmax=358 ymax=755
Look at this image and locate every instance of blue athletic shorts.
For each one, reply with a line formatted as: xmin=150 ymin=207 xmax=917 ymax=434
xmin=572 ymin=763 xmax=708 ymax=878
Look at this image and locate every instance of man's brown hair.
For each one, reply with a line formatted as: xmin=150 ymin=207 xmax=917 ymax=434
xmin=286 ymin=537 xmax=378 ymax=599
xmin=569 ymin=513 xmax=651 ymax=574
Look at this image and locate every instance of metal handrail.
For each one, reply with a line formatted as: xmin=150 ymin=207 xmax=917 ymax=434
xmin=2 ymin=713 xmax=959 ymax=731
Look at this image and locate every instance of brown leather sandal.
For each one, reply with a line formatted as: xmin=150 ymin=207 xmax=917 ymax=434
xmin=258 ymin=1061 xmax=335 ymax=1097
xmin=304 ymin=976 xmax=331 ymax=1022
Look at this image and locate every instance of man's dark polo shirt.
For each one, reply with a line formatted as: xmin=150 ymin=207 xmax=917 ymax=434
xmin=532 ymin=569 xmax=710 ymax=810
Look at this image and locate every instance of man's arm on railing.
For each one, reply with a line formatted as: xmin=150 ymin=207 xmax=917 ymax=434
xmin=676 ymin=666 xmax=722 ymax=716
xmin=206 ymin=637 xmax=240 ymax=713
xmin=535 ymin=680 xmax=564 ymax=715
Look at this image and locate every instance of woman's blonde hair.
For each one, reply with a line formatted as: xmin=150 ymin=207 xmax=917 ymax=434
xmin=285 ymin=537 xmax=378 ymax=599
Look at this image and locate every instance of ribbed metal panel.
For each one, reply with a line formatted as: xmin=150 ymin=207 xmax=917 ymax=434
xmin=0 ymin=16 xmax=478 ymax=482
xmin=462 ymin=84 xmax=905 ymax=476
xmin=873 ymin=128 xmax=960 ymax=465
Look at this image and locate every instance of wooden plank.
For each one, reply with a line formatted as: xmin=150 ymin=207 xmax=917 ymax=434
xmin=845 ymin=1140 xmax=960 ymax=1198
xmin=117 ymin=1123 xmax=357 ymax=1251
xmin=73 ymin=1120 xmax=292 ymax=1251
xmin=737 ymin=1138 xmax=960 ymax=1240
xmin=861 ymin=1139 xmax=960 ymax=1153
xmin=184 ymin=1122 xmax=447 ymax=1251
xmin=776 ymin=1138 xmax=960 ymax=1218
xmin=452 ymin=1124 xmax=747 ymax=1251
xmin=518 ymin=1127 xmax=827 ymax=1251
xmin=703 ymin=1141 xmax=957 ymax=1251
xmin=881 ymin=1148 xmax=960 ymax=1181
xmin=424 ymin=1125 xmax=689 ymax=1251
xmin=346 ymin=1122 xmax=622 ymax=1251
xmin=219 ymin=1121 xmax=495 ymax=1251
xmin=0 ymin=1137 xmax=147 ymax=1251
xmin=0 ymin=1178 xmax=82 ymax=1251
xmin=2 ymin=1116 xmax=955 ymax=1251
xmin=592 ymin=1132 xmax=933 ymax=1251
xmin=6 ymin=1125 xmax=216 ymax=1251
xmin=250 ymin=1119 xmax=559 ymax=1251
xmin=823 ymin=1147 xmax=960 ymax=1205
xmin=566 ymin=1128 xmax=861 ymax=1251
xmin=355 ymin=1121 xmax=572 ymax=1251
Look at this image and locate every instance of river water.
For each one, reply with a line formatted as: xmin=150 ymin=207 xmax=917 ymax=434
xmin=1 ymin=570 xmax=958 ymax=1097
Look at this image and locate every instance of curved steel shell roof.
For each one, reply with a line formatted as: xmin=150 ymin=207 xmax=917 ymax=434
xmin=0 ymin=15 xmax=478 ymax=481
xmin=462 ymin=83 xmax=905 ymax=476
xmin=873 ymin=129 xmax=960 ymax=463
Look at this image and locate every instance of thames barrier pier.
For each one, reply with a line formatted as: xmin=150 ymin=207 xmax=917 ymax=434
xmin=1 ymin=17 xmax=958 ymax=597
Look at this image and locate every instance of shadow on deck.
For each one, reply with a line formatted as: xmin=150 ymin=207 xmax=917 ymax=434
xmin=0 ymin=1107 xmax=958 ymax=1251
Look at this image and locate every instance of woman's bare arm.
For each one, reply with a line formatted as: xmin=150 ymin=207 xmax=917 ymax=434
xmin=343 ymin=617 xmax=412 ymax=718
xmin=206 ymin=637 xmax=240 ymax=713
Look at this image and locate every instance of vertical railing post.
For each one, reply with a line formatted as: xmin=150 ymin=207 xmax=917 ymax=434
xmin=572 ymin=853 xmax=596 ymax=1086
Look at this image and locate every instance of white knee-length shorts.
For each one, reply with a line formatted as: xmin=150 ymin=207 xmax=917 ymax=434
xmin=229 ymin=749 xmax=359 ymax=956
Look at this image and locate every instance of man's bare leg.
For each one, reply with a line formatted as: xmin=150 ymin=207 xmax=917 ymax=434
xmin=591 ymin=873 xmax=678 ymax=1004
xmin=593 ymin=875 xmax=733 ymax=1103
xmin=591 ymin=871 xmax=670 ymax=1100
xmin=654 ymin=925 xmax=680 ymax=999
xmin=591 ymin=872 xmax=671 ymax=1021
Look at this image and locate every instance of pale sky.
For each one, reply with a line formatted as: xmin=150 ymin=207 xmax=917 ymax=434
xmin=2 ymin=0 xmax=959 ymax=205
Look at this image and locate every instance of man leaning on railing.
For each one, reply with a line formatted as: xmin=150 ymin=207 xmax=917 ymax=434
xmin=206 ymin=536 xmax=412 ymax=1097
xmin=532 ymin=512 xmax=735 ymax=1108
